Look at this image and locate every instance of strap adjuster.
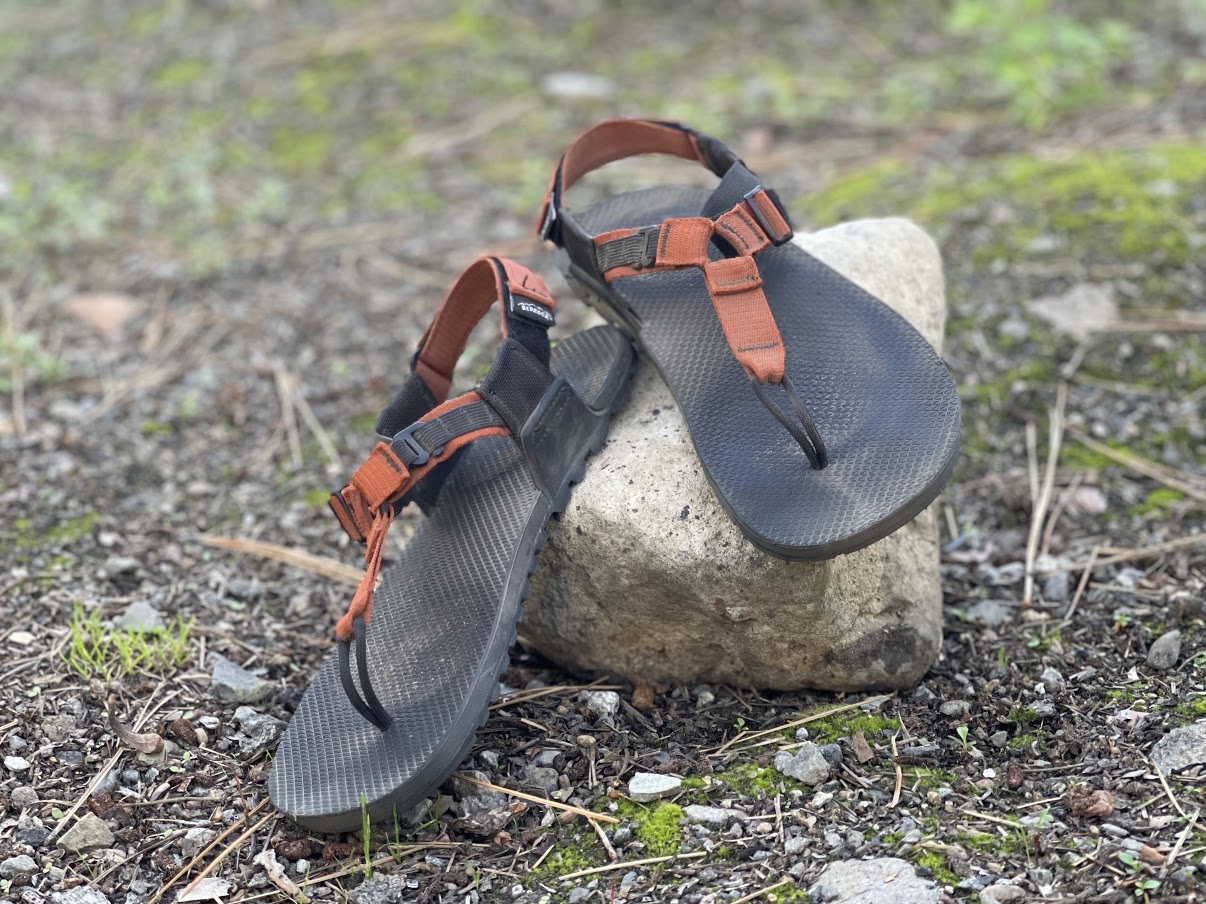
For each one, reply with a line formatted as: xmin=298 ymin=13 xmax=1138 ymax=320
xmin=743 ymin=187 xmax=793 ymax=246
xmin=392 ymin=421 xmax=436 ymax=467
xmin=631 ymin=226 xmax=660 ymax=270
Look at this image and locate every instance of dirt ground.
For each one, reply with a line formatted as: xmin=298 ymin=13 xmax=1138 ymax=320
xmin=1 ymin=2 xmax=1204 ymax=902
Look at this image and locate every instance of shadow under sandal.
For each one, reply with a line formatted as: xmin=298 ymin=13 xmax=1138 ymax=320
xmin=538 ymin=118 xmax=962 ymax=561
xmin=269 ymin=257 xmax=636 ymax=832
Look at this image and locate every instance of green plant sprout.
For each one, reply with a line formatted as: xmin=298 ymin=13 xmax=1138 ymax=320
xmin=64 ymin=604 xmax=193 ymax=681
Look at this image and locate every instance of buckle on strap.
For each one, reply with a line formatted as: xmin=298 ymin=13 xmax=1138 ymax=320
xmin=392 ymin=420 xmax=437 ymax=468
xmin=743 ymin=186 xmax=794 ymax=246
xmin=595 ymin=225 xmax=659 ymax=274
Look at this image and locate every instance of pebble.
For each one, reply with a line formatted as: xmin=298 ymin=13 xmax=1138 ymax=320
xmin=683 ymin=804 xmax=733 ymax=826
xmin=819 ymin=743 xmax=843 ymax=767
xmin=57 ymin=812 xmax=114 ymax=851
xmin=627 ymin=772 xmax=681 ymax=802
xmin=965 ymin=599 xmax=1014 ymax=628
xmin=121 ymin=768 xmax=141 ymax=785
xmin=198 ymin=715 xmax=221 ymax=731
xmin=180 ymin=827 xmax=215 ymax=859
xmin=5 ymin=755 xmax=31 ymax=772
xmin=810 ymin=857 xmax=940 ymax=903
xmin=775 ymin=743 xmax=830 ymax=785
xmin=1042 ymin=572 xmax=1071 ymax=603
xmin=939 ymin=700 xmax=970 ymax=718
xmin=1147 ymin=630 xmax=1182 ymax=670
xmin=0 ymin=854 xmax=37 ymax=879
xmin=989 ymin=730 xmax=1009 ymax=748
xmin=567 ymin=889 xmax=590 ymax=904
xmin=1030 ymin=701 xmax=1056 ymax=718
xmin=113 ymin=600 xmax=164 ymax=632
xmin=902 ymin=829 xmax=922 ymax=844
xmin=521 ymin=765 xmax=559 ymax=796
xmin=50 ymin=890 xmax=111 ymax=904
xmin=208 ymin=653 xmax=275 ymax=704
xmin=1152 ymin=721 xmax=1206 ymax=773
xmin=57 ymin=749 xmax=84 ymax=767
xmin=478 ymin=750 xmax=500 ymax=769
xmin=911 ymin=686 xmax=938 ymax=706
xmin=795 ymin=727 xmax=810 ymax=741
xmin=785 ymin=836 xmax=808 ymax=856
xmin=227 ymin=577 xmax=264 ymax=602
xmin=232 ymin=707 xmax=284 ymax=753
xmin=533 ymin=749 xmax=559 ymax=768
xmin=581 ymin=690 xmax=621 ymax=720
xmin=824 ymin=830 xmax=844 ymax=849
xmin=1039 ymin=667 xmax=1065 ymax=692
xmin=9 ymin=735 xmax=27 ymax=750
xmin=17 ymin=821 xmax=51 ymax=847
xmin=1101 ymin=823 xmax=1129 ymax=838
xmin=350 ymin=874 xmax=409 ymax=904
xmin=42 ymin=714 xmax=78 ymax=744
xmin=11 ymin=786 xmax=38 ymax=809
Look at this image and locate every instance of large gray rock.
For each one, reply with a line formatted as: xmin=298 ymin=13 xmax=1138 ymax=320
xmin=526 ymin=218 xmax=947 ymax=690
xmin=1151 ymin=720 xmax=1206 ymax=774
xmin=810 ymin=857 xmax=940 ymax=903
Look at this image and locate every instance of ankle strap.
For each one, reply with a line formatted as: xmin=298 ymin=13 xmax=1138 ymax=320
xmin=537 ymin=119 xmax=741 ymax=246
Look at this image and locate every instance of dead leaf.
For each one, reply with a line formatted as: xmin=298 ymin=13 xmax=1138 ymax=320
xmin=178 ymin=876 xmax=233 ymax=902
xmin=65 ymin=293 xmax=142 ymax=337
xmin=254 ymin=847 xmax=301 ymax=896
xmin=628 ymin=674 xmax=664 ymax=712
xmin=1065 ymin=785 xmax=1114 ymax=819
xmin=1026 ymin=283 xmax=1119 ymax=342
xmin=851 ymin=731 xmax=875 ymax=764
xmin=1138 ymin=843 xmax=1166 ymax=865
xmin=106 ymin=698 xmax=163 ymax=755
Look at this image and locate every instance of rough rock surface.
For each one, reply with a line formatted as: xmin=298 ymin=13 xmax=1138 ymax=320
xmin=58 ymin=812 xmax=114 ymax=851
xmin=810 ymin=857 xmax=940 ymax=903
xmin=1151 ymin=721 xmax=1206 ymax=774
xmin=208 ymin=653 xmax=275 ymax=704
xmin=526 ymin=218 xmax=947 ymax=690
xmin=627 ymin=772 xmax=682 ymax=802
xmin=774 ymin=743 xmax=831 ymax=785
xmin=1146 ymin=630 xmax=1182 ymax=670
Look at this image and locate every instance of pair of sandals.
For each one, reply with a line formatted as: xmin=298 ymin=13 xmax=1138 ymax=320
xmin=268 ymin=119 xmax=962 ymax=832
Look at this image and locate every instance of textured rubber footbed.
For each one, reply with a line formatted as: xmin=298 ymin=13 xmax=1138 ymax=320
xmin=269 ymin=326 xmax=633 ymax=832
xmin=569 ymin=186 xmax=962 ymax=560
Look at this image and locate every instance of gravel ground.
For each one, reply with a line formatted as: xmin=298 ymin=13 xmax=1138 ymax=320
xmin=1 ymin=2 xmax=1204 ymax=902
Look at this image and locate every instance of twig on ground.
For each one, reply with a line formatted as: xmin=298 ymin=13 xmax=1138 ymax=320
xmin=273 ymin=364 xmax=303 ymax=469
xmin=491 ymin=678 xmax=620 ymax=710
xmin=958 ymin=809 xmax=1026 ymax=830
xmin=1150 ymin=761 xmax=1188 ymax=819
xmin=732 ymin=877 xmax=795 ymax=904
xmin=452 ymin=773 xmax=618 ymax=825
xmin=710 ymin=694 xmax=893 ymax=755
xmin=1064 ymin=547 xmax=1100 ymax=622
xmin=175 ymin=810 xmax=276 ymax=901
xmin=199 ymin=534 xmax=362 ymax=585
xmin=149 ymin=799 xmax=270 ymax=904
xmin=889 ymin=732 xmax=903 ymax=809
xmin=1023 ymin=384 xmax=1066 ymax=609
xmin=1040 ymin=472 xmax=1084 ymax=559
xmin=558 ymin=851 xmax=707 ymax=881
xmin=1058 ymin=533 xmax=1206 ymax=573
xmin=1067 ymin=427 xmax=1206 ymax=503
xmin=589 ymin=817 xmax=619 ymax=861
xmin=1163 ymin=810 xmax=1199 ymax=873
xmin=289 ymin=372 xmax=344 ymax=473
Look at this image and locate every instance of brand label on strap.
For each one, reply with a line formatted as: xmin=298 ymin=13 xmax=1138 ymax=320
xmin=509 ymin=295 xmax=556 ymax=327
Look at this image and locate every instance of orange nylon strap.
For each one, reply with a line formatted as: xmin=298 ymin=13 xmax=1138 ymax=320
xmin=330 ymin=392 xmax=511 ymax=641
xmin=703 ymin=257 xmax=785 ymax=383
xmin=538 ymin=119 xmax=707 ymax=234
xmin=413 ymin=259 xmax=554 ymax=401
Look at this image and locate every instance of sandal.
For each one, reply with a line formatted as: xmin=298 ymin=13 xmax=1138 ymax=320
xmin=269 ymin=257 xmax=636 ymax=832
xmin=538 ymin=119 xmax=962 ymax=560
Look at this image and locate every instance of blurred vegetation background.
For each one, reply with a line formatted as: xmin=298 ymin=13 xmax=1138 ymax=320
xmin=1 ymin=0 xmax=1203 ymax=475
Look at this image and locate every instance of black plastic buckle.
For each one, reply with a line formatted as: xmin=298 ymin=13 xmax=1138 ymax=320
xmin=743 ymin=186 xmax=794 ymax=246
xmin=630 ymin=225 xmax=660 ymax=270
xmin=391 ymin=421 xmax=431 ymax=467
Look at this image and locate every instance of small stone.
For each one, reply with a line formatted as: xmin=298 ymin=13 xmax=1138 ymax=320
xmin=113 ymin=600 xmax=164 ymax=632
xmin=1152 ymin=721 xmax=1206 ymax=774
xmin=1100 ymin=823 xmax=1129 ymax=838
xmin=989 ymin=731 xmax=1009 ymax=748
xmin=350 ymin=874 xmax=408 ymax=904
xmin=795 ymin=727 xmax=810 ymax=741
xmin=965 ymin=599 xmax=1014 ymax=628
xmin=17 ymin=822 xmax=51 ymax=847
xmin=121 ymin=768 xmax=141 ymax=784
xmin=58 ymin=812 xmax=115 ymax=851
xmin=785 ymin=836 xmax=808 ymax=856
xmin=774 ymin=743 xmax=830 ymax=785
xmin=9 ymin=630 xmax=35 ymax=645
xmin=479 ymin=750 xmax=501 ymax=768
xmin=627 ymin=772 xmax=682 ymax=802
xmin=231 ymin=709 xmax=284 ymax=754
xmin=1147 ymin=630 xmax=1182 ymax=671
xmin=581 ymin=691 xmax=621 ymax=720
xmin=819 ymin=743 xmax=843 ymax=767
xmin=1039 ymin=667 xmax=1065 ymax=692
xmin=912 ymin=686 xmax=938 ymax=706
xmin=683 ymin=804 xmax=732 ymax=826
xmin=5 ymin=755 xmax=31 ymax=772
xmin=810 ymin=857 xmax=939 ymax=903
xmin=521 ymin=765 xmax=559 ymax=796
xmin=11 ymin=786 xmax=38 ymax=809
xmin=939 ymin=700 xmax=970 ymax=718
xmin=180 ymin=827 xmax=215 ymax=859
xmin=50 ymin=890 xmax=111 ymax=904
xmin=136 ymin=740 xmax=180 ymax=766
xmin=533 ymin=749 xmax=559 ymax=768
xmin=56 ymin=749 xmax=84 ymax=767
xmin=103 ymin=556 xmax=140 ymax=576
xmin=902 ymin=829 xmax=922 ymax=844
xmin=227 ymin=577 xmax=264 ymax=602
xmin=1042 ymin=572 xmax=1071 ymax=603
xmin=0 ymin=855 xmax=37 ymax=880
xmin=42 ymin=714 xmax=78 ymax=744
xmin=567 ymin=889 xmax=590 ymax=904
xmin=9 ymin=735 xmax=27 ymax=750
xmin=198 ymin=715 xmax=221 ymax=731
xmin=208 ymin=653 xmax=274 ymax=704
xmin=1030 ymin=701 xmax=1056 ymax=718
